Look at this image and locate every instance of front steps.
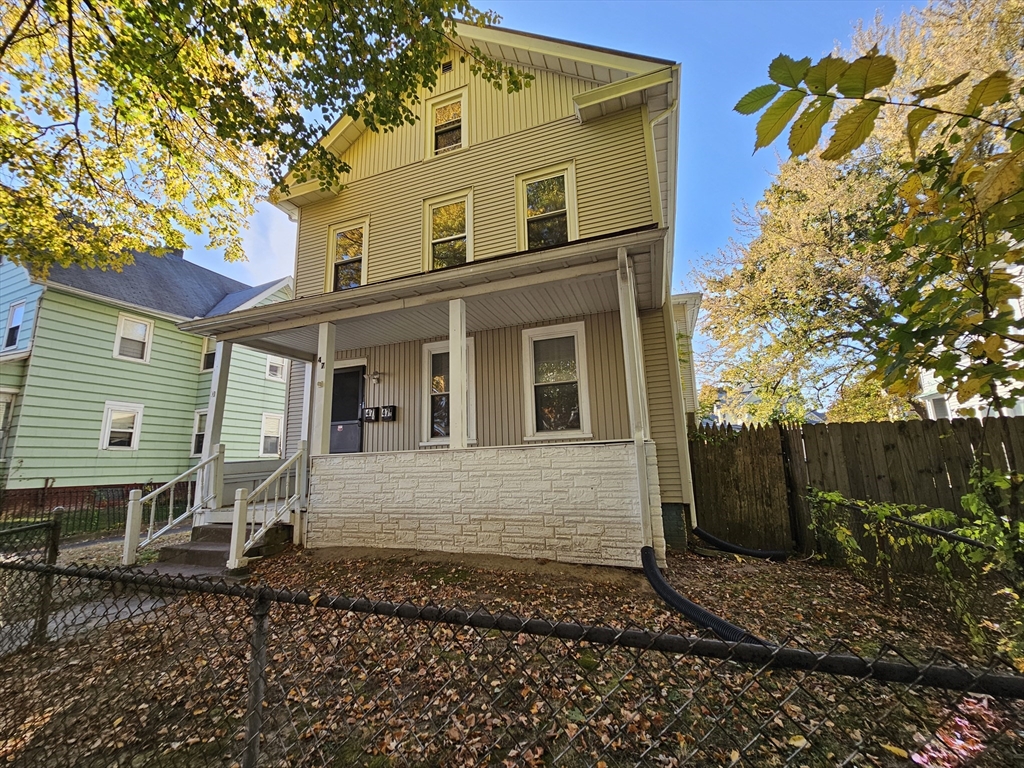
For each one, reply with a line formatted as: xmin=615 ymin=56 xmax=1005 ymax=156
xmin=143 ymin=523 xmax=294 ymax=579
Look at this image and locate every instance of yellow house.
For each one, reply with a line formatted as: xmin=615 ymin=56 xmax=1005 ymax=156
xmin=180 ymin=26 xmax=689 ymax=569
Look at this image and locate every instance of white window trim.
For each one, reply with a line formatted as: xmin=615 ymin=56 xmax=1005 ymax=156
xmin=99 ymin=400 xmax=144 ymax=451
xmin=324 ymin=217 xmax=369 ymax=292
xmin=113 ymin=312 xmax=154 ymax=364
xmin=2 ymin=301 xmax=25 ymax=351
xmin=422 ymin=189 xmax=473 ymax=272
xmin=191 ymin=409 xmax=208 ymax=457
xmin=521 ymin=321 xmax=592 ymax=441
xmin=424 ymin=87 xmax=468 ymax=160
xmin=260 ymin=412 xmax=283 ymax=458
xmin=265 ymin=355 xmax=287 ymax=382
xmin=199 ymin=336 xmax=217 ymax=372
xmin=420 ymin=338 xmax=477 ymax=446
xmin=515 ymin=161 xmax=579 ymax=252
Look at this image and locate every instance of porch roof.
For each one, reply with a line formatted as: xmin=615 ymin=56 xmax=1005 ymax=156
xmin=179 ymin=226 xmax=667 ymax=360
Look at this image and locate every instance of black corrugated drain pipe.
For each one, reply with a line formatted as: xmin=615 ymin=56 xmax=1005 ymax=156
xmin=641 ymin=546 xmax=769 ymax=646
xmin=692 ymin=526 xmax=791 ymax=562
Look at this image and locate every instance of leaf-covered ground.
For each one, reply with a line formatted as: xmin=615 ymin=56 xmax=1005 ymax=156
xmin=249 ymin=545 xmax=972 ymax=661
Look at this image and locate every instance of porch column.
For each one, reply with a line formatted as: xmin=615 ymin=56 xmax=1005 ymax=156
xmin=311 ymin=322 xmax=336 ymax=456
xmin=204 ymin=340 xmax=233 ymax=456
xmin=617 ymin=248 xmax=654 ymax=550
xmin=448 ymin=298 xmax=468 ymax=450
xmin=202 ymin=340 xmax=233 ymax=510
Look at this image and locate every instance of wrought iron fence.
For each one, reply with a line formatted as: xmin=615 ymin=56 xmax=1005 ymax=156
xmin=0 ymin=560 xmax=1021 ymax=767
xmin=0 ymin=481 xmax=195 ymax=540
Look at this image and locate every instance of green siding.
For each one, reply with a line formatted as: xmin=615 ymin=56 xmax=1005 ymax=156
xmin=0 ymin=357 xmax=26 ymax=391
xmin=5 ymin=291 xmax=201 ymax=488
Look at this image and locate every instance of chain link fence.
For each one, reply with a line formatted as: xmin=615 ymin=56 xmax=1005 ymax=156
xmin=1 ymin=558 xmax=1021 ymax=767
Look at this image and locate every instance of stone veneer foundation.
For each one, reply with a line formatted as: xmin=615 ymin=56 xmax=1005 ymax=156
xmin=306 ymin=440 xmax=665 ymax=568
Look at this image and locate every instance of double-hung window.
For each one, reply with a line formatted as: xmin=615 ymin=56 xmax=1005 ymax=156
xmin=425 ymin=192 xmax=471 ymax=271
xmin=3 ymin=302 xmax=25 ymax=351
xmin=266 ymin=355 xmax=286 ymax=381
xmin=327 ymin=220 xmax=367 ymax=291
xmin=421 ymin=339 xmax=476 ymax=445
xmin=260 ymin=413 xmax=282 ymax=457
xmin=516 ymin=163 xmax=578 ymax=251
xmin=191 ymin=410 xmax=207 ymax=456
xmin=113 ymin=313 xmax=153 ymax=363
xmin=426 ymin=89 xmax=466 ymax=157
xmin=200 ymin=336 xmax=216 ymax=371
xmin=522 ymin=322 xmax=591 ymax=439
xmin=100 ymin=401 xmax=144 ymax=450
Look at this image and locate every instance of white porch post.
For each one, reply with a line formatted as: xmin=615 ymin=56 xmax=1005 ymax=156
xmin=202 ymin=340 xmax=233 ymax=515
xmin=617 ymin=248 xmax=654 ymax=552
xmin=311 ymin=322 xmax=336 ymax=456
xmin=448 ymin=298 xmax=468 ymax=450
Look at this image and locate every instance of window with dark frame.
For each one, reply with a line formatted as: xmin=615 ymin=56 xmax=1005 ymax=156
xmin=430 ymin=200 xmax=467 ymax=269
xmin=331 ymin=225 xmax=364 ymax=291
xmin=532 ymin=335 xmax=581 ymax=432
xmin=525 ymin=173 xmax=569 ymax=250
xmin=433 ymin=99 xmax=462 ymax=155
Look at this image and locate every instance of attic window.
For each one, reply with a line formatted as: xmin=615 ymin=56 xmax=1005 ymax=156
xmin=441 ymin=60 xmax=453 ymax=74
xmin=425 ymin=89 xmax=467 ymax=158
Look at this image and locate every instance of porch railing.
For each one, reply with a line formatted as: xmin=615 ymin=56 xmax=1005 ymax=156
xmin=227 ymin=441 xmax=306 ymax=571
xmin=121 ymin=445 xmax=225 ymax=566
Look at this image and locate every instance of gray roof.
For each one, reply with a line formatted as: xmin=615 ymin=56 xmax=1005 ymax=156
xmin=44 ymin=250 xmax=271 ymax=319
xmin=205 ymin=279 xmax=285 ymax=317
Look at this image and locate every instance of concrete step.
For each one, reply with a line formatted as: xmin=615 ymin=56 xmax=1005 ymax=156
xmin=158 ymin=540 xmax=228 ymax=568
xmin=132 ymin=562 xmax=226 ymax=580
xmin=191 ymin=523 xmax=293 ymax=546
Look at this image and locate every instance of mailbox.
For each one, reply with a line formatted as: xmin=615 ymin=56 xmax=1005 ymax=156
xmin=380 ymin=405 xmax=397 ymax=422
xmin=361 ymin=406 xmax=379 ymax=422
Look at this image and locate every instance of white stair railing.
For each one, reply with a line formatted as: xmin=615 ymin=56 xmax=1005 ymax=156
xmin=121 ymin=444 xmax=225 ymax=566
xmin=227 ymin=441 xmax=307 ymax=571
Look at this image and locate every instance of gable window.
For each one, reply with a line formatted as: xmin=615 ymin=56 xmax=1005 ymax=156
xmin=3 ymin=302 xmax=25 ymax=350
xmin=522 ymin=322 xmax=591 ymax=439
xmin=327 ymin=220 xmax=367 ymax=291
xmin=266 ymin=355 xmax=286 ymax=381
xmin=421 ymin=339 xmax=476 ymax=445
xmin=424 ymin=192 xmax=472 ymax=271
xmin=260 ymin=413 xmax=283 ymax=457
xmin=113 ymin=313 xmax=153 ymax=363
xmin=200 ymin=336 xmax=216 ymax=371
xmin=191 ymin=410 xmax=207 ymax=456
xmin=100 ymin=401 xmax=144 ymax=450
xmin=516 ymin=163 xmax=578 ymax=251
xmin=426 ymin=90 xmax=466 ymax=157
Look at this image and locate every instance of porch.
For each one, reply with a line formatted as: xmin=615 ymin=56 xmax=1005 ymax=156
xmin=176 ymin=227 xmax=675 ymax=568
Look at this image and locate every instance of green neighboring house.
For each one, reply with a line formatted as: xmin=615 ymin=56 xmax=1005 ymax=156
xmin=0 ymin=251 xmax=292 ymax=492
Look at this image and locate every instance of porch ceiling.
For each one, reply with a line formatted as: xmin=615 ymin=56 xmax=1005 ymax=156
xmin=181 ymin=226 xmax=666 ymax=359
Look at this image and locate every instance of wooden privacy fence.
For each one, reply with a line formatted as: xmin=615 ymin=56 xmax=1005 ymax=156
xmin=688 ymin=417 xmax=1024 ymax=553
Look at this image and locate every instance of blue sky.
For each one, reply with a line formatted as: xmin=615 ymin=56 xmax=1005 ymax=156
xmin=186 ymin=0 xmax=912 ymax=292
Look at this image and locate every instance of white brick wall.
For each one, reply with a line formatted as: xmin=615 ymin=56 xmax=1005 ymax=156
xmin=307 ymin=440 xmax=651 ymax=568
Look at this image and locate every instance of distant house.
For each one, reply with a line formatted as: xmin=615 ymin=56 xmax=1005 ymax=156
xmin=0 ymin=251 xmax=292 ymax=492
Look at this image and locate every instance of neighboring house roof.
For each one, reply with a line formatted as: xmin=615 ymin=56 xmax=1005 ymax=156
xmin=204 ymin=277 xmax=292 ymax=317
xmin=42 ymin=251 xmax=282 ymax=320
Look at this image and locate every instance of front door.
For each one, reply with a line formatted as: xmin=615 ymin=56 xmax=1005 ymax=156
xmin=330 ymin=366 xmax=364 ymax=453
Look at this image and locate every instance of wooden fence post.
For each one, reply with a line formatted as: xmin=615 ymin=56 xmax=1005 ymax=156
xmin=32 ymin=509 xmax=62 ymax=645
